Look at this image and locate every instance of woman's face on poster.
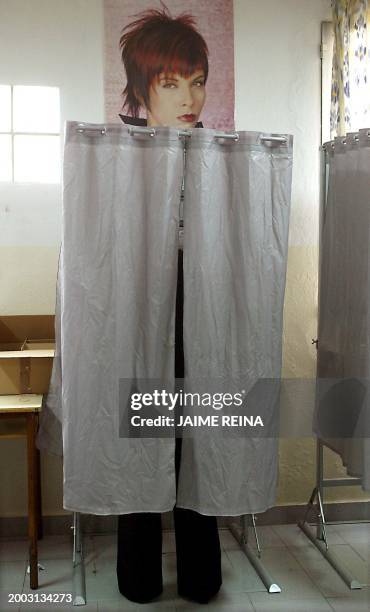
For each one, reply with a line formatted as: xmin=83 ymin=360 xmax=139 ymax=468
xmin=146 ymin=69 xmax=206 ymax=128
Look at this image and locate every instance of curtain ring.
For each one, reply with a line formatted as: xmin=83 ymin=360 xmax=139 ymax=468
xmin=128 ymin=126 xmax=156 ymax=138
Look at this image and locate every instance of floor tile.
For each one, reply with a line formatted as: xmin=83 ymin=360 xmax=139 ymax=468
xmin=272 ymin=524 xmax=345 ymax=548
xmin=0 ymin=560 xmax=27 ymax=591
xmin=110 ymin=588 xmax=179 ymax=611
xmin=19 ymin=600 xmax=97 ymax=611
xmin=247 ymin=525 xmax=287 ymax=550
xmin=161 ymin=553 xmax=179 ymax=604
xmin=330 ymin=544 xmax=370 ymax=585
xmin=135 ymin=606 xmax=177 ymax=611
xmin=83 ymin=534 xmax=95 ymax=553
xmin=175 ymin=591 xmax=254 ymax=610
xmin=0 ymin=589 xmax=21 ymax=612
xmin=218 ymin=528 xmax=242 ymax=551
xmin=325 ymin=524 xmax=349 ymax=538
xmin=175 ymin=607 xmax=249 ymax=612
xmin=289 ymin=542 xmax=369 ymax=596
xmin=252 ymin=563 xmax=323 ymax=600
xmin=327 ymin=585 xmax=370 ymax=611
xmin=0 ymin=538 xmax=28 ymax=562
xmin=331 ymin=523 xmax=370 ymax=545
xmin=22 ymin=559 xmax=73 ymax=594
xmin=350 ymin=541 xmax=370 ymax=563
xmin=221 ymin=525 xmax=286 ymax=552
xmin=86 ymin=572 xmax=121 ymax=602
xmin=82 ymin=534 xmax=97 ymax=566
xmin=85 ymin=553 xmax=121 ymax=602
xmin=288 ymin=545 xmax=352 ymax=598
xmin=162 ymin=551 xmax=177 ymax=577
xmin=255 ymin=546 xmax=304 ymax=572
xmin=163 ymin=530 xmax=176 ymax=553
xmin=249 ymin=592 xmax=333 ymax=611
xmin=1 ymin=527 xmax=368 ymax=611
xmin=134 ymin=603 xmax=177 ymax=611
xmin=222 ymin=550 xmax=266 ymax=592
xmin=96 ymin=597 xmax=138 ymax=610
xmin=92 ymin=534 xmax=117 ymax=560
xmin=37 ymin=535 xmax=73 ymax=560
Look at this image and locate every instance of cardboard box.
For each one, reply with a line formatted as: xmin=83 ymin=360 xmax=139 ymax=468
xmin=0 ymin=316 xmax=55 ymax=394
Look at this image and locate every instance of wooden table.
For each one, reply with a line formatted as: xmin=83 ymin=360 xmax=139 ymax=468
xmin=0 ymin=394 xmax=43 ymax=589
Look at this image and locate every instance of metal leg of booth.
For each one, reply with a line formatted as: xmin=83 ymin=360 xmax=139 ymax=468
xmin=228 ymin=514 xmax=282 ymax=594
xmin=72 ymin=512 xmax=87 ymax=605
xmin=298 ymin=438 xmax=364 ymax=590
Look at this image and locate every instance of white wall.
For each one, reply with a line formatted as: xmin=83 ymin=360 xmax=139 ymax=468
xmin=0 ymin=0 xmax=105 ymax=517
xmin=235 ymin=0 xmax=327 ymax=248
xmin=0 ymin=0 xmax=105 ymax=313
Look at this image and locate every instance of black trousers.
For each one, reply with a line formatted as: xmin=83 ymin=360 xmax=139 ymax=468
xmin=116 ymin=250 xmax=222 ymax=604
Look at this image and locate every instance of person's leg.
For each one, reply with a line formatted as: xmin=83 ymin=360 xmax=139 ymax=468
xmin=115 ymin=253 xmax=185 ymax=604
xmin=174 ymin=503 xmax=222 ymax=603
xmin=174 ymin=435 xmax=222 ymax=604
xmin=174 ymin=250 xmax=222 ymax=604
xmin=116 ymin=512 xmax=163 ymax=603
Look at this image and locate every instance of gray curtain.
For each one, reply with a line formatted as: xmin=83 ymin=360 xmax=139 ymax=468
xmin=37 ymin=123 xmax=294 ymax=515
xmin=37 ymin=123 xmax=183 ymax=514
xmin=177 ymin=130 xmax=293 ymax=514
xmin=316 ymin=129 xmax=370 ymax=492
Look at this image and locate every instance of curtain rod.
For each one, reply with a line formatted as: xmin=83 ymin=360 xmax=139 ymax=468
xmin=75 ymin=124 xmax=288 ymax=145
xmin=321 ymin=129 xmax=370 ymax=151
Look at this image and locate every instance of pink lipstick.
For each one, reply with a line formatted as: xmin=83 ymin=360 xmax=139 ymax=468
xmin=178 ymin=114 xmax=196 ymax=122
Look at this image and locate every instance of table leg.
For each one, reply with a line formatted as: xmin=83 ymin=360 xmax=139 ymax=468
xmin=35 ymin=421 xmax=43 ymax=540
xmin=27 ymin=413 xmax=38 ymax=589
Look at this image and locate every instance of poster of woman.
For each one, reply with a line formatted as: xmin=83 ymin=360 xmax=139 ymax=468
xmin=104 ymin=0 xmax=235 ymax=129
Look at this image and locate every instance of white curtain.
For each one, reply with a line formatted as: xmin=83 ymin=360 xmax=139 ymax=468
xmin=177 ymin=130 xmax=293 ymax=514
xmin=37 ymin=123 xmax=183 ymax=514
xmin=316 ymin=129 xmax=370 ymax=492
xmin=37 ymin=123 xmax=293 ymax=515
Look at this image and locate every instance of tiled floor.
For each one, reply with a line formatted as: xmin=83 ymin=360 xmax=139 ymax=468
xmin=0 ymin=523 xmax=369 ymax=611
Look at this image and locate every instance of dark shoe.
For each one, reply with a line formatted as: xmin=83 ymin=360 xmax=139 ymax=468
xmin=117 ymin=558 xmax=163 ymax=604
xmin=174 ymin=508 xmax=223 ymax=605
xmin=178 ymin=581 xmax=222 ymax=604
xmin=118 ymin=584 xmax=163 ymax=604
xmin=116 ymin=512 xmax=163 ymax=603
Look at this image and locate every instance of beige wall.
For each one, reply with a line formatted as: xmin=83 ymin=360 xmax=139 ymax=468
xmin=234 ymin=0 xmax=369 ymax=505
xmin=1 ymin=0 xmax=368 ymax=518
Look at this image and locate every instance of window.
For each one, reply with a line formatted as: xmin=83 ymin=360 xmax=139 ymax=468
xmin=321 ymin=22 xmax=334 ymax=145
xmin=0 ymin=85 xmax=61 ymax=183
xmin=321 ymin=12 xmax=370 ymax=142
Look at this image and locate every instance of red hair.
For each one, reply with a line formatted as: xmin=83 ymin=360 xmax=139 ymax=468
xmin=119 ymin=4 xmax=209 ymax=117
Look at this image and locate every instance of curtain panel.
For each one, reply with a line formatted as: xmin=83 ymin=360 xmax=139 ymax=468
xmin=316 ymin=130 xmax=370 ymax=492
xmin=37 ymin=123 xmax=293 ymax=516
